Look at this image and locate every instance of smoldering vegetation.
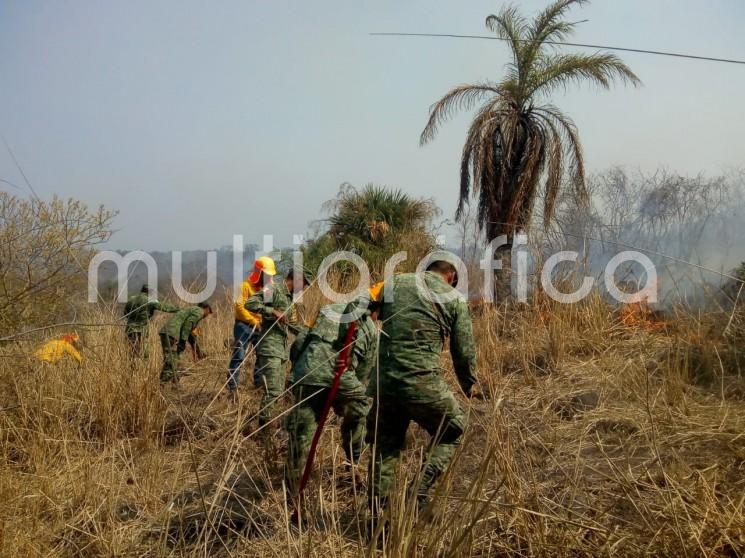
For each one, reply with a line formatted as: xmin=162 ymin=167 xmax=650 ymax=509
xmin=458 ymin=168 xmax=745 ymax=308
xmin=551 ymin=167 xmax=745 ymax=306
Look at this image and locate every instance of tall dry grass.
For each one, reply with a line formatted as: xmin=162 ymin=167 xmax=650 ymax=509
xmin=1 ymin=286 xmax=744 ymax=556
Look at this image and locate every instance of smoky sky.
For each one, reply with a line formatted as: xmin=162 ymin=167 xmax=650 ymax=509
xmin=0 ymin=0 xmax=743 ymax=250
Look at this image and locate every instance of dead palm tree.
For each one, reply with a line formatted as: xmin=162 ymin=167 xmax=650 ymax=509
xmin=420 ymin=0 xmax=640 ymax=299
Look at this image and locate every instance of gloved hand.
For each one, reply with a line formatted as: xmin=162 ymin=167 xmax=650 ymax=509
xmin=334 ymin=355 xmax=349 ymax=370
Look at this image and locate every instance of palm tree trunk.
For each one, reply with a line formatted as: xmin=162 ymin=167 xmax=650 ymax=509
xmin=494 ymin=240 xmax=512 ymax=303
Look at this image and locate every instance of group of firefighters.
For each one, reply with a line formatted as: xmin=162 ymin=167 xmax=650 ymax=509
xmin=39 ymin=252 xmax=479 ymax=518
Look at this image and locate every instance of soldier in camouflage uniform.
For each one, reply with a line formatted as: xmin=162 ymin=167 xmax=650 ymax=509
xmin=366 ymin=259 xmax=477 ymax=512
xmin=158 ymin=302 xmax=212 ymax=384
xmin=245 ymin=269 xmax=309 ymax=427
xmin=284 ymin=299 xmax=379 ymax=494
xmin=124 ymin=285 xmax=180 ymax=357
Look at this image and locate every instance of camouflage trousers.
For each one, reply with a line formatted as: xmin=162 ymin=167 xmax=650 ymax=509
xmin=254 ymin=354 xmax=287 ymax=426
xmin=159 ymin=334 xmax=181 ymax=383
xmin=126 ymin=329 xmax=148 ymax=359
xmin=285 ymin=383 xmax=369 ymax=494
xmin=366 ymin=380 xmax=465 ymax=507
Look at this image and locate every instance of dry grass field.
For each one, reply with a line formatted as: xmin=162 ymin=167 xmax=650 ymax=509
xmin=1 ymin=288 xmax=744 ymax=557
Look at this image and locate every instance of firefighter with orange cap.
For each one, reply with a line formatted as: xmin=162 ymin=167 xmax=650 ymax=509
xmin=226 ymin=256 xmax=277 ymax=397
xmin=35 ymin=332 xmax=83 ymax=365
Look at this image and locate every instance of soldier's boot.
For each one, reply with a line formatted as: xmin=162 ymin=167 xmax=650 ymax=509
xmin=160 ymin=345 xmax=179 ymax=385
xmin=341 ymin=446 xmax=364 ymax=486
xmin=339 ymin=462 xmax=364 ymax=487
xmin=287 ymin=477 xmax=311 ymax=534
xmin=283 ymin=465 xmax=304 ymax=528
xmin=342 ymin=437 xmax=361 ymax=465
xmin=159 ymin=368 xmax=174 ymax=385
xmin=239 ymin=416 xmax=254 ymax=437
xmin=414 ymin=464 xmax=442 ymax=518
xmin=366 ymin=495 xmax=390 ymax=546
xmin=257 ymin=411 xmax=282 ymax=465
xmin=257 ymin=412 xmax=271 ymax=435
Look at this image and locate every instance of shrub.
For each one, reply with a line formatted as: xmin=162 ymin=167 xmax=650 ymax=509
xmin=303 ymin=183 xmax=441 ymax=279
xmin=0 ymin=193 xmax=116 ymax=335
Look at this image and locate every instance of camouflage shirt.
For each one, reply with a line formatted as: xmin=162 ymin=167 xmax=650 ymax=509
xmin=291 ymin=303 xmax=378 ymax=389
xmin=124 ymin=293 xmax=179 ymax=332
xmin=245 ymin=280 xmax=293 ymax=360
xmin=159 ymin=306 xmax=204 ymax=342
xmin=372 ymin=271 xmax=477 ymax=397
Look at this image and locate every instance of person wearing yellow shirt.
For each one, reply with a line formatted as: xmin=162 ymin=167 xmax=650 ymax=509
xmin=227 ymin=256 xmax=276 ymax=395
xmin=35 ymin=333 xmax=82 ymax=365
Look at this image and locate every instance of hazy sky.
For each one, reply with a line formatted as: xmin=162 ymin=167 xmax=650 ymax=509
xmin=1 ymin=1 xmax=744 ymax=250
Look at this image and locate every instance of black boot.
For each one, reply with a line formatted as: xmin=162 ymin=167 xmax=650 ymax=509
xmin=366 ymin=496 xmax=389 ymax=546
xmin=415 ymin=465 xmax=441 ymax=518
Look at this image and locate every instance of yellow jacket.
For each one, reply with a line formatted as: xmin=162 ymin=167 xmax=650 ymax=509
xmin=235 ymin=280 xmax=262 ymax=327
xmin=35 ymin=339 xmax=82 ymax=364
